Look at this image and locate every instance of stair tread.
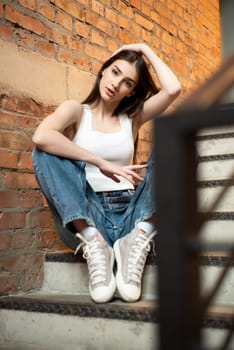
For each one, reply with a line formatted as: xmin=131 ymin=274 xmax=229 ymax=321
xmin=45 ymin=250 xmax=234 ymax=267
xmin=0 ymin=293 xmax=157 ymax=323
xmin=0 ymin=293 xmax=233 ymax=328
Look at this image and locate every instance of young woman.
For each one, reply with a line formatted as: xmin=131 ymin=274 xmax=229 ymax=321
xmin=32 ymin=43 xmax=181 ymax=303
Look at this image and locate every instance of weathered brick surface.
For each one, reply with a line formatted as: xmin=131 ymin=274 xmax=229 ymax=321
xmin=0 ymin=94 xmax=65 ymax=295
xmin=0 ymin=0 xmax=221 ymax=295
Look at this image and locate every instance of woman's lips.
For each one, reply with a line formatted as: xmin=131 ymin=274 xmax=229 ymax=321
xmin=106 ymin=87 xmax=115 ymax=97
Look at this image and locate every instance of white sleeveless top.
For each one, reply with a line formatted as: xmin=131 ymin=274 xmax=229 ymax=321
xmin=72 ymin=105 xmax=134 ymax=192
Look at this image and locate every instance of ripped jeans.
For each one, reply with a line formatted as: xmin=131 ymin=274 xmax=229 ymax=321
xmin=32 ymin=148 xmax=156 ymax=248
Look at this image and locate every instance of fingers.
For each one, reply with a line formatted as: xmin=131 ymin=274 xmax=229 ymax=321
xmin=125 ymin=164 xmax=148 ymax=170
xmin=119 ymin=167 xmax=144 ymax=182
xmin=99 ymin=161 xmax=147 ymax=184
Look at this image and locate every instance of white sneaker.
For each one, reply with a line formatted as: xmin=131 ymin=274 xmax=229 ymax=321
xmin=75 ymin=232 xmax=116 ymax=303
xmin=114 ymin=227 xmax=156 ymax=302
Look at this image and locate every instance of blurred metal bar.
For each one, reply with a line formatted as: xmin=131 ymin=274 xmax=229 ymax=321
xmin=154 ymin=107 xmax=234 ymax=350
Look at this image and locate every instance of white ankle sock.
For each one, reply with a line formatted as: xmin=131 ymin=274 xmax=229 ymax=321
xmin=137 ymin=221 xmax=155 ymax=236
xmin=81 ymin=226 xmax=96 ymax=240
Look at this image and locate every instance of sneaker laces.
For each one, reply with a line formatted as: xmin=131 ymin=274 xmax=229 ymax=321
xmin=75 ymin=233 xmax=109 ymax=286
xmin=127 ymin=230 xmax=156 ymax=285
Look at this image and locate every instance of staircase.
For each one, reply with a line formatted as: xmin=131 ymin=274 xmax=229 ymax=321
xmin=0 ymin=126 xmax=233 ymax=350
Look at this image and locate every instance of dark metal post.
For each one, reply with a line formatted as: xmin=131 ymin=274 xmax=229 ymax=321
xmin=155 ymin=116 xmax=200 ymax=350
xmin=154 ymin=108 xmax=234 ymax=350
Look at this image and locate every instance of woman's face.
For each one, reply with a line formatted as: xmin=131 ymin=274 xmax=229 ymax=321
xmin=99 ymin=59 xmax=138 ymax=104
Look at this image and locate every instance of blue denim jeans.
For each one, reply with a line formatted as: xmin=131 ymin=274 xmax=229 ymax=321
xmin=32 ymin=148 xmax=156 ymax=248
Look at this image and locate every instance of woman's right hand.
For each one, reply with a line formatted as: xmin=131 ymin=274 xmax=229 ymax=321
xmin=98 ymin=159 xmax=147 ymax=185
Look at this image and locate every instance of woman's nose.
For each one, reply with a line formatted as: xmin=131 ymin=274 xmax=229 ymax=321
xmin=112 ymin=79 xmax=121 ymax=91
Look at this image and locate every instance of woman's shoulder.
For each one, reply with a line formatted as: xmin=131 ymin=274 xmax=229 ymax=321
xmin=54 ymin=99 xmax=84 ymax=121
xmin=59 ymin=99 xmax=82 ymax=112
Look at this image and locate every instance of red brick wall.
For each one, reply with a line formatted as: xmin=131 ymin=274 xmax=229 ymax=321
xmin=0 ymin=1 xmax=221 ymax=78
xmin=0 ymin=0 xmax=221 ymax=295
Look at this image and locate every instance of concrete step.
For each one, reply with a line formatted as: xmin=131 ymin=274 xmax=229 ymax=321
xmin=197 ymin=135 xmax=234 ymax=157
xmin=42 ymin=251 xmax=234 ymax=306
xmin=197 ymin=125 xmax=234 ymax=137
xmin=198 ymin=185 xmax=234 ymax=212
xmin=0 ymin=294 xmax=156 ymax=350
xmin=197 ymin=158 xmax=234 ymax=181
xmin=196 ymin=128 xmax=234 ymax=181
xmin=0 ymin=293 xmax=233 ymax=350
xmin=42 ymin=250 xmax=158 ymax=300
xmin=199 ymin=220 xmax=234 ymax=243
xmin=200 ymin=253 xmax=234 ymax=306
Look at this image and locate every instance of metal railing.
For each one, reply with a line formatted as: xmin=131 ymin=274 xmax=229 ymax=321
xmin=154 ymin=55 xmax=234 ymax=350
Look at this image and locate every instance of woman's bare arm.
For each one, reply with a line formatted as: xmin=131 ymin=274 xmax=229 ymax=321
xmin=32 ymin=99 xmax=146 ymax=184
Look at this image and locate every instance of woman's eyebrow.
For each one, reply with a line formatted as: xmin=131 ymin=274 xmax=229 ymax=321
xmin=113 ymin=65 xmax=136 ymax=84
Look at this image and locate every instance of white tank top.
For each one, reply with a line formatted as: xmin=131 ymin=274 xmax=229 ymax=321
xmin=72 ymin=105 xmax=134 ymax=192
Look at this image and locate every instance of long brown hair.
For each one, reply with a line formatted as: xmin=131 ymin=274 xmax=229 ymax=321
xmin=82 ymin=50 xmax=159 ymax=117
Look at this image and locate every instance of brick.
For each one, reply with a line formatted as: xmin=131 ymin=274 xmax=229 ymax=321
xmin=0 ymin=23 xmax=14 ymax=40
xmin=86 ymin=12 xmax=112 ymax=34
xmin=0 ymin=111 xmax=16 ymax=130
xmin=135 ymin=13 xmax=154 ymax=31
xmin=0 ymin=191 xmax=19 ymax=208
xmin=37 ymin=39 xmax=55 ymax=57
xmin=112 ymin=27 xmax=134 ymax=44
xmin=12 ymin=230 xmax=34 ymax=249
xmin=18 ymin=153 xmax=33 ymax=171
xmin=0 ymin=252 xmax=43 ymax=274
xmin=66 ymin=34 xmax=82 ymax=51
xmin=3 ymin=96 xmax=44 ymax=116
xmin=85 ymin=43 xmax=109 ymax=63
xmin=0 ymin=275 xmax=17 ymax=295
xmin=57 ymin=48 xmax=74 ymax=65
xmin=105 ymin=8 xmax=118 ymax=25
xmin=5 ymin=172 xmax=38 ymax=189
xmin=142 ymin=3 xmax=151 ymax=17
xmin=0 ymin=132 xmax=31 ymax=152
xmin=142 ymin=28 xmax=152 ymax=43
xmin=75 ymin=21 xmax=90 ymax=39
xmin=0 ymin=2 xmax=3 ymax=17
xmin=130 ymin=0 xmax=141 ymax=11
xmin=91 ymin=30 xmax=105 ymax=47
xmin=92 ymin=0 xmax=104 ymax=16
xmin=130 ymin=23 xmax=141 ymax=37
xmin=29 ymin=209 xmax=53 ymax=228
xmin=45 ymin=25 xmax=81 ymax=51
xmin=0 ymin=233 xmax=12 ymax=250
xmin=36 ymin=229 xmax=57 ymax=249
xmin=74 ymin=55 xmax=90 ymax=71
xmin=16 ymin=115 xmax=37 ymax=130
xmin=51 ymin=0 xmax=85 ymax=20
xmin=56 ymin=11 xmax=73 ymax=32
xmin=19 ymin=190 xmax=43 ymax=208
xmin=39 ymin=1 xmax=55 ymax=21
xmin=18 ymin=0 xmax=36 ymax=11
xmin=15 ymin=28 xmax=35 ymax=50
xmin=113 ymin=0 xmax=133 ymax=18
xmin=36 ymin=229 xmax=68 ymax=250
xmin=5 ymin=6 xmax=45 ymax=36
xmin=0 ymin=211 xmax=26 ymax=230
xmin=0 ymin=150 xmax=18 ymax=169
xmin=106 ymin=38 xmax=118 ymax=53
xmin=118 ymin=14 xmax=130 ymax=30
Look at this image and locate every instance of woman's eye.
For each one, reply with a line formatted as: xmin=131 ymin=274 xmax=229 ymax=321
xmin=112 ymin=68 xmax=118 ymax=75
xmin=125 ymin=81 xmax=132 ymax=88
